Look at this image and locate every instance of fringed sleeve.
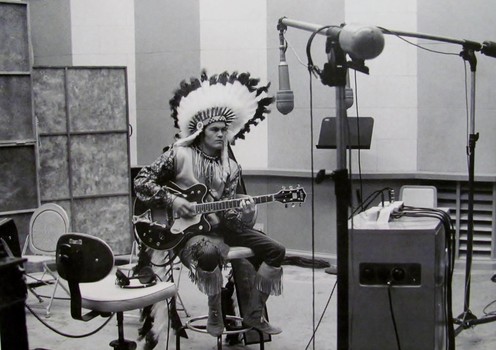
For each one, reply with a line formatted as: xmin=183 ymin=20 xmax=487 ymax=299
xmin=134 ymin=146 xmax=177 ymax=208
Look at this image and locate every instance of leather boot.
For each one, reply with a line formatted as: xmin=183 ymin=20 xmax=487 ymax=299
xmin=243 ymin=290 xmax=282 ymax=335
xmin=207 ymin=293 xmax=224 ymax=337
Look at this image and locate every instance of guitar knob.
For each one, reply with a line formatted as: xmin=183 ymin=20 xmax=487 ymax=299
xmin=199 ymin=225 xmax=203 ymax=231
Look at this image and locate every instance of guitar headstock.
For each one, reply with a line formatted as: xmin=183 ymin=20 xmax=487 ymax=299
xmin=274 ymin=185 xmax=306 ymax=206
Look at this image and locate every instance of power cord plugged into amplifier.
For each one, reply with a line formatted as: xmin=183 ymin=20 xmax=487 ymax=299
xmin=359 ymin=262 xmax=421 ymax=286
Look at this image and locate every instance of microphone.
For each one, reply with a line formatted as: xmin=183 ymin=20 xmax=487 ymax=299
xmin=334 ymin=24 xmax=385 ymax=60
xmin=276 ymin=32 xmax=294 ymax=115
xmin=482 ymin=40 xmax=496 ymax=58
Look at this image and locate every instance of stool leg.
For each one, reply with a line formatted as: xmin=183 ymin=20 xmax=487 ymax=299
xmin=256 ymin=328 xmax=265 ymax=350
xmin=176 ymin=325 xmax=187 ymax=350
xmin=217 ymin=335 xmax=223 ymax=350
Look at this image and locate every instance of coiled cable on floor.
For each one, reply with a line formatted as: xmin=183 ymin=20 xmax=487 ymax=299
xmin=25 ymin=303 xmax=114 ymax=338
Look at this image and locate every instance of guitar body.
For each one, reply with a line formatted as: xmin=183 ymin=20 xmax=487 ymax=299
xmin=133 ymin=182 xmax=211 ymax=250
xmin=133 ymin=181 xmax=306 ymax=251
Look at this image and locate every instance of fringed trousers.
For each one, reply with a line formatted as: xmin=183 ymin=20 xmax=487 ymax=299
xmin=179 ymin=226 xmax=286 ymax=296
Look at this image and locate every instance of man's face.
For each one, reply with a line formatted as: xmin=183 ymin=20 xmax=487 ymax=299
xmin=201 ymin=121 xmax=228 ymax=154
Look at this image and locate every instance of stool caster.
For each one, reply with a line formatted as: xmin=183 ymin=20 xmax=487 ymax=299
xmin=109 ymin=339 xmax=137 ymax=350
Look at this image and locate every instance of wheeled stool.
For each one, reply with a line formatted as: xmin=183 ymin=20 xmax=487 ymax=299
xmin=175 ymin=246 xmax=266 ymax=350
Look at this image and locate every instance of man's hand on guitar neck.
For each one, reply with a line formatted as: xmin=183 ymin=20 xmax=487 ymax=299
xmin=239 ymin=196 xmax=256 ymax=216
xmin=172 ymin=196 xmax=196 ymax=218
xmin=239 ymin=196 xmax=257 ymax=226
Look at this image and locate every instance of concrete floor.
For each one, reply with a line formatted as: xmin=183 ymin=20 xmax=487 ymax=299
xmin=16 ymin=259 xmax=496 ymax=350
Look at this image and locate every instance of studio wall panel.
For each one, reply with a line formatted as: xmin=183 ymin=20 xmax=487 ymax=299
xmin=38 ymin=135 xmax=69 ymax=200
xmin=72 ymin=196 xmax=131 ymax=253
xmin=70 ymin=134 xmax=129 ymax=196
xmin=0 ymin=75 xmax=33 ymax=141
xmin=0 ymin=146 xmax=38 ymax=211
xmin=33 ymin=67 xmax=133 ymax=253
xmin=0 ymin=1 xmax=30 ymax=72
xmin=32 ymin=68 xmax=67 ymax=134
xmin=66 ymin=68 xmax=127 ymax=133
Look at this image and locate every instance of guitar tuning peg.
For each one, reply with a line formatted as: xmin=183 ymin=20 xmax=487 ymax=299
xmin=285 ymin=204 xmax=288 ymax=208
xmin=291 ymin=203 xmax=296 ymax=208
xmin=289 ymin=185 xmax=293 ymax=189
xmin=282 ymin=186 xmax=286 ymax=190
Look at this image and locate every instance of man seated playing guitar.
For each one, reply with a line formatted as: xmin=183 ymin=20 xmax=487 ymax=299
xmin=134 ymin=71 xmax=285 ymax=340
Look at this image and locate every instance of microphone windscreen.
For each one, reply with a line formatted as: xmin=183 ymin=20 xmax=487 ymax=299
xmin=276 ymin=90 xmax=294 ymax=115
xmin=339 ymin=24 xmax=385 ymax=60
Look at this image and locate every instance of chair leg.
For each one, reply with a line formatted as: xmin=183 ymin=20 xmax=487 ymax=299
xmin=109 ymin=312 xmax=137 ymax=350
xmin=45 ymin=276 xmax=65 ymax=318
xmin=175 ymin=291 xmax=190 ymax=317
xmin=43 ymin=266 xmax=70 ymax=318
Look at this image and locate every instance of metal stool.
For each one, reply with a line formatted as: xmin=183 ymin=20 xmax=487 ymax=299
xmin=176 ymin=315 xmax=264 ymax=350
xmin=176 ymin=246 xmax=265 ymax=350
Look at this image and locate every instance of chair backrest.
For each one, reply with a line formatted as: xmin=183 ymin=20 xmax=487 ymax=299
xmin=56 ymin=233 xmax=114 ymax=321
xmin=56 ymin=233 xmax=114 ymax=283
xmin=399 ymin=185 xmax=438 ymax=208
xmin=28 ymin=203 xmax=70 ymax=256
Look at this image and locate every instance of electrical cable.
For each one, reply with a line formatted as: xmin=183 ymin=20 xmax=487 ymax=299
xmin=25 ymin=303 xmax=114 ymax=338
xmin=304 ymin=280 xmax=338 ymax=350
xmin=386 ymin=282 xmax=402 ymax=350
xmin=348 ymin=187 xmax=394 ymax=218
xmin=391 ymin=206 xmax=456 ymax=350
xmin=307 ymin=49 xmax=317 ymax=350
xmin=378 ymin=27 xmax=461 ymax=57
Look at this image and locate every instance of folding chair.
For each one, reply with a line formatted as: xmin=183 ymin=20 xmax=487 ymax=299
xmin=22 ymin=203 xmax=71 ymax=317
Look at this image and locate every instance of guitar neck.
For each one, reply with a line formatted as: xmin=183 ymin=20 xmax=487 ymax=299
xmin=194 ymin=195 xmax=274 ymax=214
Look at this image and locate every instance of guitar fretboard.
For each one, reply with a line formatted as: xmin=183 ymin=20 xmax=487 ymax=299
xmin=195 ymin=195 xmax=275 ymax=214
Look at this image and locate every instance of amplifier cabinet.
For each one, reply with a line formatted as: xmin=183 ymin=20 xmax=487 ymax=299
xmin=348 ymin=214 xmax=447 ymax=350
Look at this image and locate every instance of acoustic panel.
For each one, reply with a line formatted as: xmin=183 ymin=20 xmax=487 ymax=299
xmin=70 ymin=134 xmax=129 ymax=196
xmin=0 ymin=75 xmax=33 ymax=141
xmin=38 ymin=135 xmax=70 ymax=200
xmin=0 ymin=146 xmax=38 ymax=211
xmin=67 ymin=68 xmax=127 ymax=133
xmin=72 ymin=196 xmax=132 ymax=254
xmin=32 ymin=68 xmax=67 ymax=134
xmin=32 ymin=67 xmax=132 ymax=254
xmin=0 ymin=2 xmax=30 ymax=72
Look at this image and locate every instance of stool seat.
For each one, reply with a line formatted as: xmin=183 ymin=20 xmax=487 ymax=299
xmin=227 ymin=246 xmax=254 ymax=260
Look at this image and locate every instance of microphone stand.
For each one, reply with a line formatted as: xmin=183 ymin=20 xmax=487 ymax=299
xmin=278 ymin=17 xmax=357 ymax=350
xmin=279 ymin=16 xmax=496 ymax=348
xmin=379 ymin=28 xmax=496 ymax=332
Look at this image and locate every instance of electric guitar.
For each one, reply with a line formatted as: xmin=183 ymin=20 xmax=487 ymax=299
xmin=133 ymin=182 xmax=306 ymax=250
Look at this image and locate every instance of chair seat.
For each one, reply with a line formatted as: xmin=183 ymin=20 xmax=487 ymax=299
xmin=227 ymin=246 xmax=254 ymax=260
xmin=80 ymin=274 xmax=177 ymax=313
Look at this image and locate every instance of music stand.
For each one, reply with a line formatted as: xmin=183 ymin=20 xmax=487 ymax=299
xmin=316 ymin=117 xmax=374 ymax=150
